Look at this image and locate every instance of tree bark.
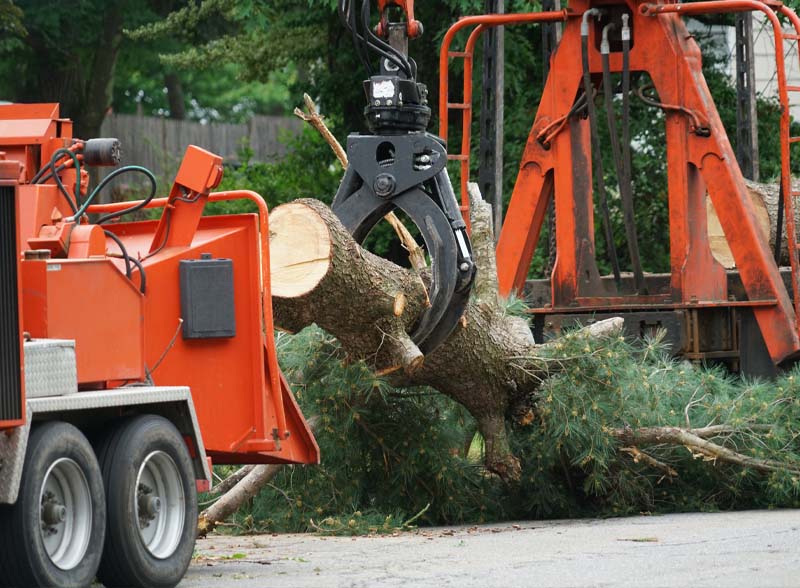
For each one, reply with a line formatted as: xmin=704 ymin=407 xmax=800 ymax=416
xmin=209 ymin=465 xmax=255 ymax=497
xmin=165 ymin=72 xmax=187 ymax=120
xmin=199 ymin=184 xmax=794 ymax=533
xmin=269 ymin=185 xmax=622 ymax=480
xmin=76 ymin=2 xmax=127 ymax=140
xmin=198 ymin=464 xmax=283 ymax=537
xmin=613 ymin=426 xmax=800 ymax=475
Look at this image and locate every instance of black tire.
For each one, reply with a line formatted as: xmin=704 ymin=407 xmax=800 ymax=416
xmin=96 ymin=415 xmax=198 ymax=588
xmin=0 ymin=421 xmax=106 ymax=588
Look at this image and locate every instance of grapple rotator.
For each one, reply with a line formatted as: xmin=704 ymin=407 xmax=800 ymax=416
xmin=333 ymin=0 xmax=476 ymax=354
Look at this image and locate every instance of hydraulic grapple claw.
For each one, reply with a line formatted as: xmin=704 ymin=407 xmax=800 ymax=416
xmin=332 ymin=132 xmax=475 ymax=354
xmin=334 ymin=0 xmax=475 ymax=354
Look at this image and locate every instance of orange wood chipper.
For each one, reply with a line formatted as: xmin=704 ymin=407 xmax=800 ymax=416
xmin=0 ymin=103 xmax=319 ymax=588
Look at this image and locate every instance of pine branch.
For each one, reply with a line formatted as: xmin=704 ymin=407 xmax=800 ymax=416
xmin=614 ymin=426 xmax=800 ymax=475
xmin=125 ymin=0 xmax=227 ymax=41
xmin=197 ymin=418 xmax=318 ymax=537
xmin=620 ymin=446 xmax=678 ymax=480
xmin=197 ymin=463 xmax=283 ymax=537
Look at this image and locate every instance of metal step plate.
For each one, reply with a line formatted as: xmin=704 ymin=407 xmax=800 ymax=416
xmin=23 ymin=339 xmax=77 ymax=398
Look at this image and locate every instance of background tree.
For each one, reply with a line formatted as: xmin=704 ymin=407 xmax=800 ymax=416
xmin=0 ymin=0 xmax=139 ymax=137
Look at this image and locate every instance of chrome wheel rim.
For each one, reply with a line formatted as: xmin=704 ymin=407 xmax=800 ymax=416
xmin=135 ymin=451 xmax=185 ymax=559
xmin=39 ymin=458 xmax=93 ymax=570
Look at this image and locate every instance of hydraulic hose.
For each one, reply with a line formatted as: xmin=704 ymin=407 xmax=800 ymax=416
xmin=582 ymin=9 xmax=622 ymax=285
xmin=103 ymin=229 xmax=133 ymax=279
xmin=601 ymin=21 xmax=646 ymax=293
xmin=67 ymin=165 xmax=157 ymax=224
xmin=620 ymin=14 xmax=646 ymax=293
xmin=34 ymin=148 xmax=82 ymax=213
xmin=621 ymin=14 xmax=634 ymax=251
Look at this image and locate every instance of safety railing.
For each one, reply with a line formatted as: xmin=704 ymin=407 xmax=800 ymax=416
xmin=438 ymin=11 xmax=568 ymax=219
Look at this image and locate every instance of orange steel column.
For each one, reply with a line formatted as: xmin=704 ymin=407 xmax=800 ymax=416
xmin=653 ymin=16 xmax=728 ymax=304
xmin=636 ymin=1 xmax=799 ymax=361
xmin=495 ymin=6 xmax=603 ymax=302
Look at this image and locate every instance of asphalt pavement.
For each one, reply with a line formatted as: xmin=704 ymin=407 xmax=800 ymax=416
xmin=183 ymin=509 xmax=800 ymax=587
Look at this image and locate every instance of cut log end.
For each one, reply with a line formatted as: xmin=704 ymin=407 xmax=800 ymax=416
xmin=270 ymin=202 xmax=332 ymax=298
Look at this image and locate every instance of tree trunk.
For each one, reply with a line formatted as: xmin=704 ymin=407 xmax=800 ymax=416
xmin=209 ymin=465 xmax=255 ymax=496
xmin=707 ymin=180 xmax=799 ymax=268
xmin=269 ymin=185 xmax=622 ymax=480
xmin=76 ymin=2 xmax=127 ymax=140
xmin=198 ymin=184 xmax=795 ymax=533
xmin=165 ymin=72 xmax=186 ymax=120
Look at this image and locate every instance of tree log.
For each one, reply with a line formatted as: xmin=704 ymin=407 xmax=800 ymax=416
xmin=269 ymin=184 xmax=622 ymax=480
xmin=209 ymin=465 xmax=255 ymax=497
xmin=706 ymin=180 xmax=798 ymax=268
xmin=197 ymin=182 xmax=794 ymax=535
xmin=197 ymin=464 xmax=282 ymax=537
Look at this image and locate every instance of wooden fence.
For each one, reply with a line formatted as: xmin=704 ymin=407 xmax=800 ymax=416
xmin=99 ymin=113 xmax=303 ymax=182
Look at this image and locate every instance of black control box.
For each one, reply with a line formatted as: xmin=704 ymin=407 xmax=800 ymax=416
xmin=178 ymin=254 xmax=236 ymax=339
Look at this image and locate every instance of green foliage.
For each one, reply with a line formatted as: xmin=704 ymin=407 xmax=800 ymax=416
xmin=513 ymin=330 xmax=800 ymax=516
xmin=221 ymin=327 xmax=498 ymax=535
xmin=216 ymin=326 xmax=800 ymax=535
xmin=125 ymin=0 xmax=327 ymax=83
xmin=114 ymin=0 xmax=301 ymax=121
xmin=0 ymin=0 xmax=25 ymax=53
xmin=113 ymin=59 xmax=298 ymax=122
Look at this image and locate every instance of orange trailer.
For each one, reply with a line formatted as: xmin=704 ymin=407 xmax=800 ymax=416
xmin=0 ymin=103 xmax=318 ymax=588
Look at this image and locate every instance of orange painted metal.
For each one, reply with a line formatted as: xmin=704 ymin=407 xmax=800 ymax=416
xmin=5 ymin=105 xmax=319 ymax=465
xmin=148 ymin=146 xmax=223 ymax=255
xmin=15 ymin=184 xmax=74 ymax=253
xmin=376 ymin=0 xmax=422 ymax=38
xmin=27 ymin=221 xmax=74 ymax=258
xmin=88 ymin=190 xmax=317 ymax=465
xmin=66 ymin=224 xmax=106 ymax=259
xmin=440 ymin=0 xmax=800 ymax=364
xmin=0 ymin=103 xmax=73 ymax=183
xmin=21 ymin=258 xmax=146 ymax=385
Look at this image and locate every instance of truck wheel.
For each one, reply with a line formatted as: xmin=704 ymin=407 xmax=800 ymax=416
xmin=96 ymin=415 xmax=197 ymax=588
xmin=0 ymin=421 xmax=106 ymax=588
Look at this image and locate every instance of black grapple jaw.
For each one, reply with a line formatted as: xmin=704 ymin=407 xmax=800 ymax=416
xmin=332 ymin=131 xmax=476 ymax=354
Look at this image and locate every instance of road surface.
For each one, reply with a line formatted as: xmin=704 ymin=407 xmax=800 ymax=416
xmin=183 ymin=509 xmax=800 ymax=587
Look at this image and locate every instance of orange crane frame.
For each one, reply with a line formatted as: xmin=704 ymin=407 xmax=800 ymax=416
xmin=440 ymin=0 xmax=800 ymax=368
